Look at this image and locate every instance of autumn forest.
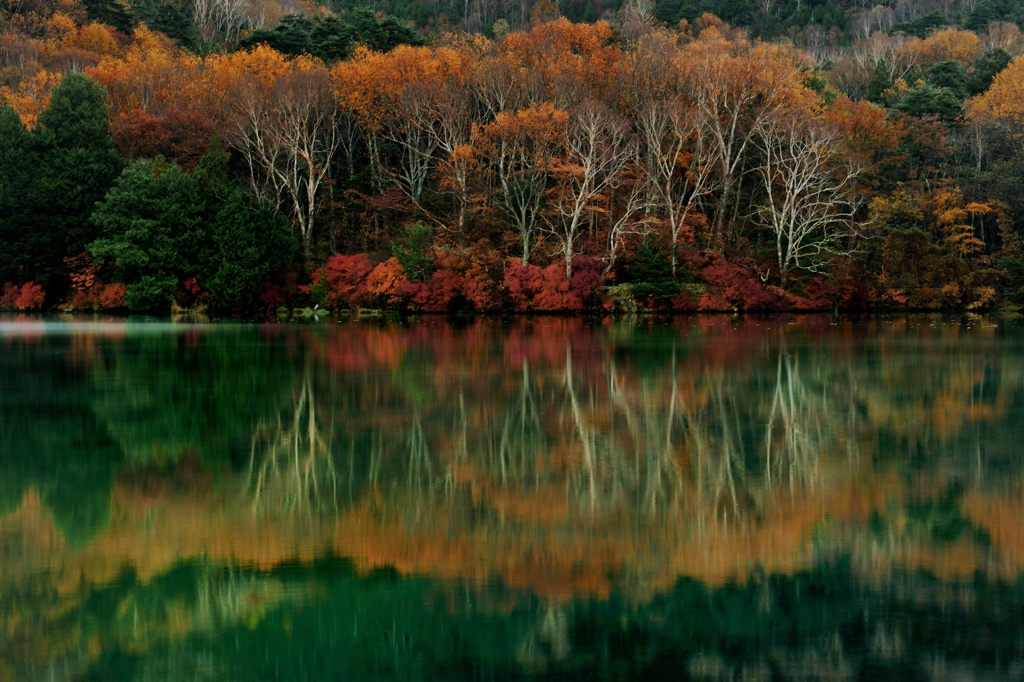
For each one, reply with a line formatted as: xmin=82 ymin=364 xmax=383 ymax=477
xmin=3 ymin=0 xmax=1024 ymax=313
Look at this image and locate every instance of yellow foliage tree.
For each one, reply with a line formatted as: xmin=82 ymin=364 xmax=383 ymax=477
xmin=973 ymin=55 xmax=1024 ymax=140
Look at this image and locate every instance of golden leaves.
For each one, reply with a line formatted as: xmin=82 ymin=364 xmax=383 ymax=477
xmin=0 ymin=69 xmax=62 ymax=127
xmin=972 ymin=54 xmax=1024 ymax=137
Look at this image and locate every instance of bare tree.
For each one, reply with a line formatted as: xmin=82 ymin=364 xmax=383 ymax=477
xmin=545 ymin=102 xmax=636 ymax=277
xmin=232 ymin=67 xmax=340 ymax=259
xmin=637 ymin=99 xmax=719 ymax=276
xmin=474 ymin=103 xmax=567 ymax=264
xmin=604 ymin=164 xmax=653 ymax=274
xmin=983 ymin=22 xmax=1024 ymax=57
xmin=470 ymin=55 xmax=525 ymax=118
xmin=407 ymin=77 xmax=476 ymax=231
xmin=681 ymin=40 xmax=799 ymax=243
xmin=190 ymin=0 xmax=221 ymax=48
xmin=755 ymin=0 xmax=777 ymax=20
xmin=215 ymin=0 xmax=251 ymax=44
xmin=382 ymin=89 xmax=440 ymax=205
xmin=754 ymin=118 xmax=861 ymax=285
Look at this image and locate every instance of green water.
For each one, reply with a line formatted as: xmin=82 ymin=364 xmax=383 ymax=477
xmin=3 ymin=315 xmax=1024 ymax=680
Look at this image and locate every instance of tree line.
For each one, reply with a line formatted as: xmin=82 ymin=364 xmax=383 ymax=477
xmin=2 ymin=0 xmax=1024 ymax=313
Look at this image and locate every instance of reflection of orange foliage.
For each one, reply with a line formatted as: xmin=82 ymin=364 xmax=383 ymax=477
xmin=964 ymin=492 xmax=1024 ymax=573
xmin=0 ymin=460 xmax=902 ymax=607
xmin=0 ymin=489 xmax=65 ymax=580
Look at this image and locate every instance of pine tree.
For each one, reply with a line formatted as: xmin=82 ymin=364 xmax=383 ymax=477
xmin=33 ymin=73 xmax=123 ymax=286
xmin=0 ymin=107 xmax=39 ymax=284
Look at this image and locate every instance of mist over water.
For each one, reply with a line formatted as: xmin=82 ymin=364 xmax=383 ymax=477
xmin=3 ymin=314 xmax=1024 ymax=681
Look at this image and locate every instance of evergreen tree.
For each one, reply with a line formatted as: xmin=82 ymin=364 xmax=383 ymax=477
xmin=965 ymin=0 xmax=997 ymax=32
xmin=928 ymin=61 xmax=969 ymax=101
xmin=89 ymin=158 xmax=204 ymax=311
xmin=194 ymin=138 xmax=294 ymax=308
xmin=90 ymin=139 xmax=294 ymax=312
xmin=866 ymin=61 xmax=893 ymax=104
xmin=239 ymin=9 xmax=423 ymax=63
xmin=30 ymin=74 xmax=122 ymax=287
xmin=134 ymin=0 xmax=199 ymax=48
xmin=0 ymin=107 xmax=39 ymax=285
xmin=80 ymin=0 xmax=136 ymax=34
xmin=968 ymin=48 xmax=1012 ymax=95
xmin=896 ymin=84 xmax=963 ymax=125
xmin=889 ymin=11 xmax=945 ymax=38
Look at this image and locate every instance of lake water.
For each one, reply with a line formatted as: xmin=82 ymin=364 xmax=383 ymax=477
xmin=2 ymin=314 xmax=1024 ymax=681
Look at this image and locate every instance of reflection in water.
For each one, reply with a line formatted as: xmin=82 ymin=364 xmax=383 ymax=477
xmin=247 ymin=367 xmax=339 ymax=515
xmin=2 ymin=315 xmax=1024 ymax=680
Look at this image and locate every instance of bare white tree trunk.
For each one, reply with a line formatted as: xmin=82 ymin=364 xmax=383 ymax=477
xmin=637 ymin=99 xmax=720 ymax=276
xmin=754 ymin=118 xmax=861 ymax=285
xmin=545 ymin=102 xmax=635 ymax=278
xmin=232 ymin=67 xmax=340 ymax=259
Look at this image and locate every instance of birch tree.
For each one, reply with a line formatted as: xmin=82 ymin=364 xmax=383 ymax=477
xmin=755 ymin=118 xmax=860 ymax=284
xmin=637 ymin=99 xmax=720 ymax=276
xmin=474 ymin=102 xmax=567 ymax=264
xmin=679 ymin=29 xmax=804 ymax=243
xmin=545 ymin=101 xmax=635 ymax=277
xmin=232 ymin=65 xmax=339 ymax=259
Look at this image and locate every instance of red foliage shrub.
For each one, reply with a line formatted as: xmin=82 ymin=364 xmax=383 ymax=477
xmin=503 ymin=257 xmax=605 ymax=312
xmin=0 ymin=283 xmax=19 ymax=309
xmin=463 ymin=276 xmax=497 ymax=312
xmin=177 ymin=277 xmax=212 ymax=309
xmin=532 ymin=264 xmax=579 ymax=312
xmin=778 ymin=276 xmax=835 ymax=311
xmin=800 ymin=276 xmax=835 ymax=310
xmin=414 ymin=269 xmax=465 ymax=313
xmin=908 ymin=285 xmax=940 ymax=309
xmin=13 ymin=282 xmax=45 ymax=310
xmin=366 ymin=257 xmax=411 ymax=308
xmin=697 ymin=291 xmax=731 ymax=311
xmin=504 ymin=261 xmax=543 ymax=312
xmin=314 ymin=253 xmax=374 ymax=309
xmin=504 ymin=262 xmax=580 ymax=312
xmin=0 ymin=282 xmax=46 ymax=310
xmin=569 ymin=255 xmax=603 ymax=307
xmin=99 ymin=283 xmax=127 ymax=309
xmin=259 ymin=282 xmax=285 ymax=310
xmin=671 ymin=288 xmax=698 ymax=311
xmin=461 ymin=240 xmax=502 ymax=312
xmin=830 ymin=258 xmax=874 ymax=310
xmin=881 ymin=288 xmax=909 ymax=308
xmin=701 ymin=260 xmax=775 ymax=311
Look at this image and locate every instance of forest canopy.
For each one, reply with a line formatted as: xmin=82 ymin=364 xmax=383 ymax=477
xmin=2 ymin=0 xmax=1024 ymax=313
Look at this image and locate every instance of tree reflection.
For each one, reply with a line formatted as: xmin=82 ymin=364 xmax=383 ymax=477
xmin=5 ymin=316 xmax=1024 ymax=678
xmin=246 ymin=367 xmax=339 ymax=515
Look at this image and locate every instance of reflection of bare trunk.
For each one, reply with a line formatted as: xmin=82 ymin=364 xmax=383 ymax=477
xmin=247 ymin=369 xmax=338 ymax=515
xmin=194 ymin=567 xmax=280 ymax=632
xmin=516 ymin=604 xmax=571 ymax=668
xmin=478 ymin=359 xmax=548 ymax=490
xmin=763 ymin=345 xmax=824 ymax=492
xmin=406 ymin=411 xmax=434 ymax=499
xmin=565 ymin=346 xmax=597 ymax=510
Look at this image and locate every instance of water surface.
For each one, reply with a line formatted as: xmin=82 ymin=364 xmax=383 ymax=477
xmin=3 ymin=314 xmax=1024 ymax=680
